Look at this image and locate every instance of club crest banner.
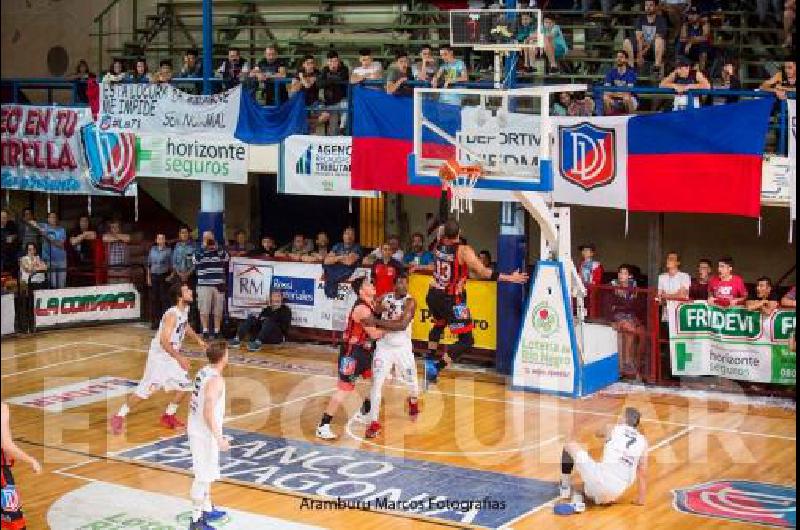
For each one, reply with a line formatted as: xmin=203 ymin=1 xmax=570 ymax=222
xmin=98 ymin=83 xmax=241 ymax=136
xmin=1 ymin=105 xmax=137 ymax=196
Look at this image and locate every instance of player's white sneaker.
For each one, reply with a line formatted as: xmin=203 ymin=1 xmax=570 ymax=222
xmin=571 ymin=492 xmax=586 ymax=513
xmin=559 ymin=484 xmax=571 ymax=500
xmin=351 ymin=411 xmax=369 ymax=424
xmin=316 ymin=424 xmax=337 ymax=440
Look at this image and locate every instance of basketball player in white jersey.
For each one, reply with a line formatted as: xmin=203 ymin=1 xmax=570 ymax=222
xmin=559 ymin=407 xmax=648 ymax=510
xmin=109 ymin=282 xmax=207 ymax=435
xmin=187 ymin=340 xmax=230 ymax=529
xmin=361 ymin=273 xmax=419 ymax=439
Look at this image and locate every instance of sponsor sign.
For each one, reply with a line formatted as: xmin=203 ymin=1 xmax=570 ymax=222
xmin=512 ymin=261 xmax=576 ymax=395
xmin=668 ymin=301 xmax=796 ymax=385
xmin=408 ymin=273 xmax=497 ymax=350
xmin=230 ymin=259 xmax=274 ymax=311
xmin=789 ymin=99 xmax=796 ymax=224
xmin=227 ymin=258 xmax=367 ymax=331
xmin=0 ymin=105 xmax=137 ymax=196
xmin=137 ymin=133 xmax=249 ymax=184
xmin=1 ymin=294 xmax=14 ymax=336
xmin=673 ymin=480 xmax=796 ymax=528
xmin=98 ymin=83 xmax=241 ymax=136
xmin=280 ymin=135 xmax=378 ymax=197
xmin=116 ymin=428 xmax=557 ymax=527
xmin=47 ymin=481 xmax=323 ymax=530
xmin=6 ymin=376 xmax=137 ymax=412
xmin=34 ymin=283 xmax=141 ymax=328
xmin=762 ymin=155 xmax=792 ymax=205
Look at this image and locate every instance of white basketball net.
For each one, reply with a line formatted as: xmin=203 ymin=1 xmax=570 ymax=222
xmin=448 ymin=172 xmax=480 ymax=216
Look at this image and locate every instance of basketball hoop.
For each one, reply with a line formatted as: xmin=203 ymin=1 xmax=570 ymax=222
xmin=439 ymin=158 xmax=483 ymax=216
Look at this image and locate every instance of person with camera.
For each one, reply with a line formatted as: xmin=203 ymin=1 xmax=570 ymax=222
xmin=192 ymin=231 xmax=230 ymax=339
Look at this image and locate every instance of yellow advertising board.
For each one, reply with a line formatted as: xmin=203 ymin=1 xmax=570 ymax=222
xmin=408 ymin=273 xmax=497 ymax=350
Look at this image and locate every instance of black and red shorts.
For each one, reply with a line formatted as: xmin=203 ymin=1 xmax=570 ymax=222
xmin=426 ymin=288 xmax=474 ymax=335
xmin=337 ymin=344 xmax=373 ymax=391
xmin=1 ymin=465 xmax=25 ymax=530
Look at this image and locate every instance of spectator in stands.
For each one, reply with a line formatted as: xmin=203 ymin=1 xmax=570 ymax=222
xmin=304 ymin=232 xmax=330 ymax=263
xmin=1 ymin=210 xmax=18 ymax=278
xmin=386 ymin=50 xmax=414 ymax=97
xmin=289 ymin=55 xmax=323 ymax=131
xmin=517 ymin=12 xmax=538 ymax=71
xmin=781 ymin=286 xmax=796 ymax=308
xmin=413 ymin=45 xmax=439 ymax=82
xmin=662 ymin=0 xmax=688 ymax=45
xmin=127 ymin=58 xmax=151 ymax=84
xmin=655 ymin=251 xmax=690 ymax=322
xmin=568 ymin=91 xmax=595 ymax=116
xmin=102 ymin=58 xmax=126 ymax=84
xmin=276 ymin=234 xmax=312 ymax=260
xmin=659 ymin=57 xmax=710 ymax=110
xmin=783 ymin=0 xmax=795 ymax=48
xmin=17 ymin=209 xmax=38 ymax=251
xmin=152 ymin=59 xmax=173 ymax=84
xmin=371 ymin=242 xmax=405 ymax=297
xmin=760 ymin=60 xmax=797 ymax=100
xmin=179 ymin=49 xmax=203 ymax=77
xmin=350 ymin=48 xmax=384 ymax=86
xmin=193 ymin=231 xmax=230 ymax=339
xmin=479 ymin=250 xmax=493 ymax=269
xmin=552 ymin=92 xmax=572 ymax=116
xmin=433 ymin=45 xmax=468 ymax=90
xmin=231 ymin=290 xmax=292 ymax=351
xmin=249 ymin=235 xmax=277 ymax=258
xmin=69 ymin=215 xmax=97 ymax=286
xmin=603 ymin=50 xmax=638 ymax=115
xmin=610 ymin=264 xmax=644 ymax=375
xmin=103 ymin=218 xmax=131 ymax=284
xmin=65 ymin=60 xmax=94 ymax=104
xmin=252 ymin=45 xmax=288 ymax=106
xmin=172 ymin=225 xmax=195 ymax=285
xmin=711 ymin=59 xmax=741 ymax=105
xmin=365 ymin=234 xmax=404 ymax=265
xmin=319 ymin=51 xmax=350 ymax=135
xmin=36 ymin=212 xmax=67 ymax=288
xmin=581 ymin=0 xmax=613 ymax=16
xmin=708 ymin=256 xmax=747 ymax=306
xmin=746 ymin=276 xmax=779 ymax=315
xmin=689 ymin=258 xmax=712 ymax=300
xmin=756 ymin=0 xmax=783 ymax=25
xmin=217 ymin=47 xmax=250 ymax=89
xmin=228 ymin=229 xmax=253 ymax=257
xmin=18 ymin=243 xmax=47 ymax=333
xmin=623 ymin=0 xmax=667 ymax=77
xmin=147 ymin=233 xmax=173 ymax=329
xmin=678 ymin=6 xmax=711 ymax=72
xmin=539 ymin=16 xmax=568 ymax=74
xmin=404 ymin=232 xmax=434 ymax=270
xmin=578 ymin=243 xmax=604 ymax=287
xmin=325 ymin=227 xmax=362 ymax=267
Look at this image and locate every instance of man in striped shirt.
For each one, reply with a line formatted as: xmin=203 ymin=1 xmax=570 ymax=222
xmin=192 ymin=231 xmax=230 ymax=339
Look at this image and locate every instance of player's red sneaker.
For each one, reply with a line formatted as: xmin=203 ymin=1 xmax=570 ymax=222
xmin=160 ymin=413 xmax=185 ymax=430
xmin=365 ymin=421 xmax=381 ymax=439
xmin=109 ymin=414 xmax=125 ymax=435
xmin=408 ymin=398 xmax=419 ymax=418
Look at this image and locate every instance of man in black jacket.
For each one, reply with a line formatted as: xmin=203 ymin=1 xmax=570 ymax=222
xmin=231 ymin=290 xmax=292 ymax=351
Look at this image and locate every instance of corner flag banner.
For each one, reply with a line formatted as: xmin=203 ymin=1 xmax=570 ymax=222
xmin=552 ymin=116 xmax=630 ymax=209
xmin=627 ymin=98 xmax=772 ymax=217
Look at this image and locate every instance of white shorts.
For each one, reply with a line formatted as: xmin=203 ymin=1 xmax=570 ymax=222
xmin=373 ymin=341 xmax=418 ymax=391
xmin=134 ymin=350 xmax=192 ymax=399
xmin=574 ymin=449 xmax=627 ymax=505
xmin=189 ymin=431 xmax=220 ymax=482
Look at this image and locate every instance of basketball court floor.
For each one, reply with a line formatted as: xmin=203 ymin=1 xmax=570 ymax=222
xmin=2 ymin=323 xmax=796 ymax=529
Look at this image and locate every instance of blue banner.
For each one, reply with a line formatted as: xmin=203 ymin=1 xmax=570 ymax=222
xmin=234 ymin=90 xmax=308 ymax=145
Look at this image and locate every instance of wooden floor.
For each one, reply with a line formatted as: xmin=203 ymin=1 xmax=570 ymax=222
xmin=2 ymin=324 xmax=796 ymax=529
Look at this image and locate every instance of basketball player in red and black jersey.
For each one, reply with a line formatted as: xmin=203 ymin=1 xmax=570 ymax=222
xmin=317 ymin=276 xmax=384 ymax=440
xmin=426 ymin=188 xmax=528 ymax=377
xmin=2 ymin=403 xmax=41 ymax=530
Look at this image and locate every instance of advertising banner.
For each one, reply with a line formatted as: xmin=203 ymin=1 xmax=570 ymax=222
xmin=408 ymin=273 xmax=497 ymax=350
xmin=227 ymin=258 xmax=368 ymax=331
xmin=280 ymin=135 xmax=378 ymax=197
xmin=1 ymin=294 xmax=14 ymax=335
xmin=1 ymin=105 xmax=137 ymax=196
xmin=789 ymin=99 xmax=796 ymax=223
xmin=229 ymin=258 xmax=274 ymax=312
xmin=137 ymin=133 xmax=249 ymax=184
xmin=6 ymin=376 xmax=137 ymax=411
xmin=761 ymin=155 xmax=792 ymax=205
xmin=668 ymin=301 xmax=796 ymax=385
xmin=34 ymin=283 xmax=141 ymax=328
xmin=98 ymin=83 xmax=241 ymax=136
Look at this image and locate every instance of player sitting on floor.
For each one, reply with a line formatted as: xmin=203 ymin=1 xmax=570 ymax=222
xmin=109 ymin=282 xmax=207 ymax=435
xmin=187 ymin=340 xmax=230 ymax=529
xmin=360 ymin=273 xmax=420 ymax=439
xmin=558 ymin=407 xmax=648 ymax=513
xmin=316 ymin=277 xmax=384 ymax=440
